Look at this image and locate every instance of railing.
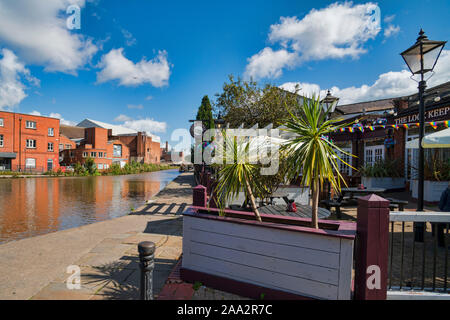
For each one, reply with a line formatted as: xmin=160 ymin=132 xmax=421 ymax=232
xmin=388 ymin=211 xmax=449 ymax=294
xmin=12 ymin=165 xmax=46 ymax=174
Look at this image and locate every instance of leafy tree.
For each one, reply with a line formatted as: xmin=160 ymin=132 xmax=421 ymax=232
xmin=196 ymin=95 xmax=214 ymax=129
xmin=84 ymin=157 xmax=97 ymax=175
xmin=214 ymin=75 xmax=302 ymax=128
xmin=282 ymin=95 xmax=353 ymax=229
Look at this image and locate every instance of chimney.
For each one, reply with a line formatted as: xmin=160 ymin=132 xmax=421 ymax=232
xmin=166 ymin=141 xmax=168 ymax=152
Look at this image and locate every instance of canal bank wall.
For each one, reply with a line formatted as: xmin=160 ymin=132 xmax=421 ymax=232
xmin=0 ymin=172 xmax=193 ymax=300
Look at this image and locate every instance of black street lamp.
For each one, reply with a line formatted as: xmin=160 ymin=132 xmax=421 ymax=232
xmin=321 ymin=90 xmax=339 ymax=201
xmin=401 ymin=29 xmax=446 ymax=212
xmin=401 ymin=29 xmax=446 ymax=242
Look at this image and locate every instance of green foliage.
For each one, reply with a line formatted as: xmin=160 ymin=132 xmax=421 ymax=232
xmin=192 ymin=281 xmax=203 ymax=291
xmin=424 ymin=158 xmax=450 ymax=181
xmin=102 ymin=161 xmax=172 ymax=176
xmin=360 ymin=159 xmax=403 ymax=178
xmin=282 ymin=95 xmax=353 ymax=228
xmin=84 ymin=157 xmax=98 ymax=175
xmin=214 ymin=75 xmax=301 ymax=128
xmin=196 ymin=95 xmax=214 ymax=129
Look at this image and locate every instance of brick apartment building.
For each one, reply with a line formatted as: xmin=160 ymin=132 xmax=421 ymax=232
xmin=0 ymin=111 xmax=61 ymax=172
xmin=160 ymin=141 xmax=184 ymax=163
xmin=60 ymin=127 xmax=130 ymax=170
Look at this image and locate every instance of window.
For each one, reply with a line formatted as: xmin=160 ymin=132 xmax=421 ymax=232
xmin=47 ymin=159 xmax=53 ymax=171
xmin=337 ymin=147 xmax=352 ymax=176
xmin=26 ymin=121 xmax=36 ymax=129
xmin=365 ymin=145 xmax=384 ymax=167
xmin=104 ymin=153 xmax=107 ymax=158
xmin=59 ymin=144 xmax=64 ymax=151
xmin=0 ymin=118 xmax=3 ymax=126
xmin=0 ymin=135 xmax=3 ymax=147
xmin=113 ymin=145 xmax=122 ymax=157
xmin=83 ymin=152 xmax=88 ymax=158
xmin=48 ymin=128 xmax=54 ymax=136
xmin=65 ymin=144 xmax=71 ymax=149
xmin=25 ymin=158 xmax=36 ymax=169
xmin=90 ymin=152 xmax=97 ymax=158
xmin=26 ymin=139 xmax=36 ymax=149
xmin=98 ymin=152 xmax=103 ymax=158
xmin=98 ymin=164 xmax=104 ymax=170
xmin=69 ymin=151 xmax=74 ymax=158
xmin=48 ymin=142 xmax=54 ymax=152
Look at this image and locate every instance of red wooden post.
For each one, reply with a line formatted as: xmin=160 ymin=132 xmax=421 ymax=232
xmin=354 ymin=194 xmax=390 ymax=300
xmin=193 ymin=185 xmax=207 ymax=208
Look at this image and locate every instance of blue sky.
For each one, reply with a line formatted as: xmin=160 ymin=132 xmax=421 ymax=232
xmin=0 ymin=0 xmax=449 ymax=150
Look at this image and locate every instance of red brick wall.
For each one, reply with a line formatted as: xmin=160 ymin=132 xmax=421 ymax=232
xmin=0 ymin=111 xmax=60 ymax=172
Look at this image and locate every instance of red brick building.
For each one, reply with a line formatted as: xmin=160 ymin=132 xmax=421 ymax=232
xmin=60 ymin=127 xmax=130 ymax=170
xmin=0 ymin=111 xmax=60 ymax=172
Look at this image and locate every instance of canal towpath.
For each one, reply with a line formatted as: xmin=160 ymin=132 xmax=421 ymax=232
xmin=0 ymin=172 xmax=192 ymax=300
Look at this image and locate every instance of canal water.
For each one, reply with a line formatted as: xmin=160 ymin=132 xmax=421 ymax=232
xmin=0 ymin=169 xmax=180 ymax=244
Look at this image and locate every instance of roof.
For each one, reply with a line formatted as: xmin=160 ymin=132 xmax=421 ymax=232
xmin=335 ymin=98 xmax=395 ymax=115
xmin=60 ymin=125 xmax=85 ymax=139
xmin=77 ymin=119 xmax=161 ymax=142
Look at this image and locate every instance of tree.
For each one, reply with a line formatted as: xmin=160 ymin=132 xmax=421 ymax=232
xmin=282 ymin=95 xmax=353 ymax=229
xmin=196 ymin=95 xmax=214 ymax=129
xmin=214 ymin=75 xmax=302 ymax=128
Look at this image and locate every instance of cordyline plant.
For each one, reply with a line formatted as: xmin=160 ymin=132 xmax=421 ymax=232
xmin=212 ymin=132 xmax=266 ymax=222
xmin=281 ymin=95 xmax=354 ymax=229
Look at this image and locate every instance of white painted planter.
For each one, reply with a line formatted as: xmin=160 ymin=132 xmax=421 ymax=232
xmin=411 ymin=180 xmax=449 ymax=202
xmin=361 ymin=177 xmax=405 ymax=190
xmin=182 ymin=210 xmax=355 ymax=300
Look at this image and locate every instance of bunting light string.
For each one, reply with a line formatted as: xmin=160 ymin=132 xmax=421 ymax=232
xmin=333 ymin=119 xmax=450 ymax=133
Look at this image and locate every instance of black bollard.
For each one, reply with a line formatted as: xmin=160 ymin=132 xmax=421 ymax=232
xmin=138 ymin=241 xmax=156 ymax=300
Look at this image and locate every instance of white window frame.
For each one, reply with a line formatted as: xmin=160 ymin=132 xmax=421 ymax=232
xmin=26 ymin=139 xmax=36 ymax=149
xmin=83 ymin=152 xmax=88 ymax=158
xmin=365 ymin=145 xmax=384 ymax=167
xmin=0 ymin=134 xmax=3 ymax=147
xmin=48 ymin=142 xmax=54 ymax=152
xmin=0 ymin=118 xmax=3 ymax=127
xmin=26 ymin=121 xmax=36 ymax=129
xmin=90 ymin=152 xmax=97 ymax=158
xmin=25 ymin=158 xmax=36 ymax=169
xmin=65 ymin=144 xmax=71 ymax=150
xmin=48 ymin=128 xmax=54 ymax=136
xmin=98 ymin=164 xmax=104 ymax=170
xmin=337 ymin=147 xmax=353 ymax=176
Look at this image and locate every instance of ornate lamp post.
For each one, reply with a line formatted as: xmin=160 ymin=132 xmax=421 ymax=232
xmin=321 ymin=90 xmax=339 ymax=201
xmin=401 ymin=30 xmax=446 ymax=212
xmin=401 ymin=29 xmax=446 ymax=242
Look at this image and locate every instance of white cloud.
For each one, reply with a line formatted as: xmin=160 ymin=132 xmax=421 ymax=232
xmin=28 ymin=110 xmax=76 ymax=125
xmin=280 ymin=50 xmax=450 ymax=105
xmin=127 ymin=104 xmax=144 ymax=110
xmin=96 ymin=48 xmax=171 ymax=87
xmin=0 ymin=0 xmax=98 ymax=73
xmin=384 ymin=24 xmax=400 ymax=38
xmin=145 ymin=95 xmax=153 ymax=101
xmin=384 ymin=15 xmax=395 ymax=23
xmin=0 ymin=49 xmax=39 ymax=110
xmin=246 ymin=2 xmax=381 ymax=79
xmin=114 ymin=114 xmax=132 ymax=122
xmin=121 ymin=118 xmax=167 ymax=134
xmin=121 ymin=28 xmax=137 ymax=47
xmin=244 ymin=48 xmax=298 ymax=79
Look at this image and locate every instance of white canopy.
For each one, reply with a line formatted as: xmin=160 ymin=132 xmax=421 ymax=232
xmin=405 ymin=127 xmax=450 ymax=149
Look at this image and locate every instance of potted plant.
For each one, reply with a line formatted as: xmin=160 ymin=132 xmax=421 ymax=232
xmin=181 ymin=96 xmax=356 ymax=300
xmin=359 ymin=159 xmax=405 ymax=190
xmin=410 ymin=157 xmax=450 ymax=202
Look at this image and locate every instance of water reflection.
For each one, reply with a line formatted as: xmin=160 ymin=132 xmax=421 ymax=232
xmin=0 ymin=169 xmax=179 ymax=244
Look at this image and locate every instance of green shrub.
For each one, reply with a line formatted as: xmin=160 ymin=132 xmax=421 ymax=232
xmin=360 ymin=159 xmax=403 ymax=178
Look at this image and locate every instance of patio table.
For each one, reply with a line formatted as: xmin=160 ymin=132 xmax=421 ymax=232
xmin=258 ymin=204 xmax=331 ymax=219
xmin=338 ymin=187 xmax=386 ymax=202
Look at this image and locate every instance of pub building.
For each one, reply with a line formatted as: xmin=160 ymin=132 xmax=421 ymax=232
xmin=329 ymin=80 xmax=450 ymax=192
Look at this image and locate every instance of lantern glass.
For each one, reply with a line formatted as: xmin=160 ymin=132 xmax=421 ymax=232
xmin=401 ymin=40 xmax=446 ymax=75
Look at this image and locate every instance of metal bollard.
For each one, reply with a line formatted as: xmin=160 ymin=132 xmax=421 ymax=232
xmin=138 ymin=241 xmax=155 ymax=300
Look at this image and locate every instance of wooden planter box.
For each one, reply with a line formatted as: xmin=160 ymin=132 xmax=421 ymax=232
xmin=361 ymin=177 xmax=405 ymax=190
xmin=181 ymin=207 xmax=356 ymax=300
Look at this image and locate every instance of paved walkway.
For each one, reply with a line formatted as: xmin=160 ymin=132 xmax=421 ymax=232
xmin=0 ymin=173 xmax=192 ymax=300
